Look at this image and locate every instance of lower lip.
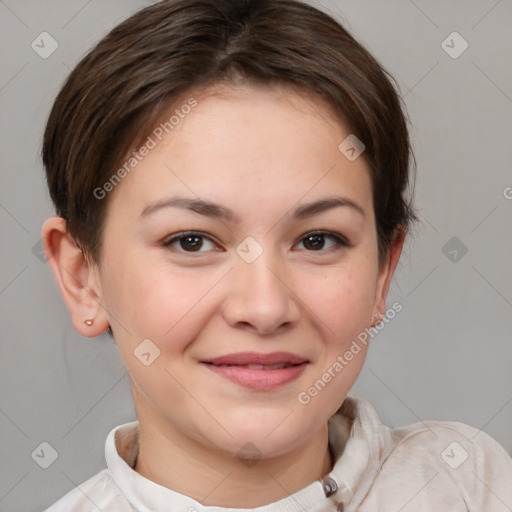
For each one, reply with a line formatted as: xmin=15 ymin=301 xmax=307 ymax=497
xmin=201 ymin=362 xmax=308 ymax=390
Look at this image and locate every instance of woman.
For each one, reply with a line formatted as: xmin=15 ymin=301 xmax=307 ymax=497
xmin=41 ymin=0 xmax=512 ymax=510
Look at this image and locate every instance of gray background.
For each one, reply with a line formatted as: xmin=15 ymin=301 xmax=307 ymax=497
xmin=0 ymin=0 xmax=511 ymax=511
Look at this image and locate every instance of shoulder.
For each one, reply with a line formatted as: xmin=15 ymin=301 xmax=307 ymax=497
xmin=363 ymin=418 xmax=512 ymax=511
xmin=43 ymin=468 xmax=133 ymax=512
xmin=389 ymin=418 xmax=512 ymax=475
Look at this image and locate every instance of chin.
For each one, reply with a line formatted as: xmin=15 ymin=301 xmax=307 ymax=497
xmin=220 ymin=417 xmax=309 ymax=457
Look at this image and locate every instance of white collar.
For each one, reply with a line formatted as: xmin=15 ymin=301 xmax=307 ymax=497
xmin=105 ymin=395 xmax=393 ymax=511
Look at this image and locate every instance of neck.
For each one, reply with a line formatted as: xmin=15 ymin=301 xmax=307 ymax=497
xmin=132 ymin=409 xmax=333 ymax=508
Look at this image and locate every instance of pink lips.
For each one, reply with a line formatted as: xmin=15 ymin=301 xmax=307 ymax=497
xmin=200 ymin=351 xmax=309 ymax=391
xmin=202 ymin=351 xmax=308 ymax=366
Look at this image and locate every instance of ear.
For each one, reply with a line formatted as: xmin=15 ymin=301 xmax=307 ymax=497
xmin=371 ymin=226 xmax=406 ymax=326
xmin=41 ymin=216 xmax=110 ymax=337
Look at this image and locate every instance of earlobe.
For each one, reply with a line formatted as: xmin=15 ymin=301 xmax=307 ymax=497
xmin=372 ymin=226 xmax=406 ymax=323
xmin=41 ymin=216 xmax=110 ymax=338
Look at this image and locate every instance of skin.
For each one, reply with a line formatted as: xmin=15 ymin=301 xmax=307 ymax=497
xmin=42 ymin=83 xmax=404 ymax=508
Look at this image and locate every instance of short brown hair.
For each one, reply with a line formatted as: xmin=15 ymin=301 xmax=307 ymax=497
xmin=43 ymin=0 xmax=417 ymax=266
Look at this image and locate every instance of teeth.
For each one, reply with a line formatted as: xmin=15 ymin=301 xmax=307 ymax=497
xmin=216 ymin=363 xmax=294 ymax=369
xmin=246 ymin=363 xmax=291 ymax=370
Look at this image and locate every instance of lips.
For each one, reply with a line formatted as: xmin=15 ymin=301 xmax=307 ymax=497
xmin=201 ymin=351 xmax=309 ymax=368
xmin=200 ymin=352 xmax=309 ymax=390
xmin=212 ymin=363 xmax=294 ymax=370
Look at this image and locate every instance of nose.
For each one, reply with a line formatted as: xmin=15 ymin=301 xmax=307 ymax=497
xmin=221 ymin=248 xmax=301 ymax=335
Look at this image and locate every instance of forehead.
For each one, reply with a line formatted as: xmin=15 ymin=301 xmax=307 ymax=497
xmin=106 ymin=83 xmax=373 ymax=222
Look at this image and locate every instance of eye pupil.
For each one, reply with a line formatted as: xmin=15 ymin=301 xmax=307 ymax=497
xmin=165 ymin=231 xmax=344 ymax=255
xmin=181 ymin=236 xmax=202 ymax=251
xmin=304 ymin=234 xmax=324 ymax=250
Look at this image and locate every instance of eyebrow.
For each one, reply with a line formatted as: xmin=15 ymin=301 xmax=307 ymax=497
xmin=139 ymin=195 xmax=366 ymax=222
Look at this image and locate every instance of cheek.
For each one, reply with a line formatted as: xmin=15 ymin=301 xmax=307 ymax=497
xmin=107 ymin=258 xmax=222 ymax=352
xmin=298 ymin=257 xmax=378 ymax=339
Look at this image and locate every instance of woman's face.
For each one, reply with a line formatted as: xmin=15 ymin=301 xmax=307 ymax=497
xmin=93 ymin=83 xmax=400 ymax=459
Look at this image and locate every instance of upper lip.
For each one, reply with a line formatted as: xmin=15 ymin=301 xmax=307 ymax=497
xmin=201 ymin=351 xmax=309 ymax=366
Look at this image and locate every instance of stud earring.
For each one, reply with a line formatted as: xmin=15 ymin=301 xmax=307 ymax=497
xmin=372 ymin=313 xmax=383 ymax=327
xmin=84 ymin=318 xmax=94 ymax=326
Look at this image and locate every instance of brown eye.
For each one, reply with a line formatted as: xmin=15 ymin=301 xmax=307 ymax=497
xmin=177 ymin=235 xmax=203 ymax=251
xmin=297 ymin=231 xmax=350 ymax=252
xmin=163 ymin=232 xmax=218 ymax=253
xmin=303 ymin=233 xmax=326 ymax=250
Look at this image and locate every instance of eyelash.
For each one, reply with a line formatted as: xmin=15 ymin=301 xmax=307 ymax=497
xmin=162 ymin=230 xmax=351 ymax=255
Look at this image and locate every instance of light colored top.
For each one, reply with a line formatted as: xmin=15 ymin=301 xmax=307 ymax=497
xmin=43 ymin=394 xmax=512 ymax=511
